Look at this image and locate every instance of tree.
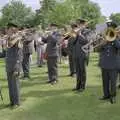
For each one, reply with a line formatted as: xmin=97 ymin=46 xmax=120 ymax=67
xmin=0 ymin=17 xmax=4 ymax=28
xmin=1 ymin=0 xmax=35 ymax=27
xmin=39 ymin=0 xmax=57 ymax=29
xmin=48 ymin=2 xmax=73 ymax=26
xmin=47 ymin=0 xmax=88 ymax=26
xmin=98 ymin=16 xmax=106 ymax=24
xmin=47 ymin=0 xmax=101 ymax=28
xmin=80 ymin=1 xmax=101 ymax=28
xmin=110 ymin=13 xmax=120 ymax=26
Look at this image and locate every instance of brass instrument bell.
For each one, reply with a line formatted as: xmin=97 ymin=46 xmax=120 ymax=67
xmin=63 ymin=31 xmax=77 ymax=40
xmin=105 ymin=27 xmax=117 ymax=42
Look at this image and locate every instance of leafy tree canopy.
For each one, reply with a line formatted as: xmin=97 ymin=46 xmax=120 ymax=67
xmin=0 ymin=0 xmax=35 ymax=28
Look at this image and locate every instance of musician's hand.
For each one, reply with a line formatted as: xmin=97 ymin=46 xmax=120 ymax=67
xmin=13 ymin=71 xmax=19 ymax=77
xmin=78 ymin=31 xmax=81 ymax=36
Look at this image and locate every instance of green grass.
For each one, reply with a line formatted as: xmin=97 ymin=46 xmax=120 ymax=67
xmin=0 ymin=53 xmax=120 ymax=120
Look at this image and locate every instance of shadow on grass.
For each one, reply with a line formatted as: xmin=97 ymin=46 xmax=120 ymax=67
xmin=20 ymin=76 xmax=48 ymax=87
xmin=59 ymin=65 xmax=68 ymax=69
xmin=12 ymin=86 xmax=112 ymax=120
xmin=0 ymin=104 xmax=9 ymax=110
xmin=0 ymin=78 xmax=6 ymax=82
xmin=0 ymin=60 xmax=5 ymax=63
xmin=30 ymin=75 xmax=47 ymax=80
xmin=22 ymin=88 xmax=72 ymax=98
xmin=0 ymin=65 xmax=5 ymax=68
xmin=31 ymin=71 xmax=47 ymax=76
xmin=59 ymin=74 xmax=70 ymax=78
xmin=22 ymin=85 xmax=101 ymax=99
xmin=21 ymin=80 xmax=47 ymax=88
xmin=0 ymin=76 xmax=49 ymax=89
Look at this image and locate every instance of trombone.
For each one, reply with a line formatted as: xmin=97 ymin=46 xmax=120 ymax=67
xmin=82 ymin=27 xmax=118 ymax=54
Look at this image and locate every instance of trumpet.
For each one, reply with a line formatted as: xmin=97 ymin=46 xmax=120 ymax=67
xmin=0 ymin=35 xmax=8 ymax=40
xmin=7 ymin=29 xmax=28 ymax=48
xmin=7 ymin=32 xmax=23 ymax=48
xmin=63 ymin=31 xmax=77 ymax=40
xmin=81 ymin=27 xmax=117 ymax=53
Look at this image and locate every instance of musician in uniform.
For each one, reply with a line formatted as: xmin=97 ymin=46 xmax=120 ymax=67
xmin=22 ymin=28 xmax=34 ymax=79
xmin=0 ymin=29 xmax=7 ymax=58
xmin=6 ymin=23 xmax=23 ymax=107
xmin=99 ymin=22 xmax=120 ymax=104
xmin=115 ymin=26 xmax=120 ymax=88
xmin=42 ymin=23 xmax=60 ymax=85
xmin=73 ymin=18 xmax=89 ymax=92
xmin=67 ymin=23 xmax=77 ymax=77
xmin=34 ymin=31 xmax=45 ymax=67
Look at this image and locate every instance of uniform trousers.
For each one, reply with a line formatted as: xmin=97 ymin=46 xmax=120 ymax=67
xmin=75 ymin=57 xmax=86 ymax=89
xmin=7 ymin=71 xmax=20 ymax=105
xmin=47 ymin=56 xmax=58 ymax=82
xmin=68 ymin=54 xmax=76 ymax=75
xmin=22 ymin=53 xmax=30 ymax=77
xmin=101 ymin=69 xmax=117 ymax=97
xmin=117 ymin=70 xmax=120 ymax=85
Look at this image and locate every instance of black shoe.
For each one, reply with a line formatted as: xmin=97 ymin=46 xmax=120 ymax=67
xmin=6 ymin=103 xmax=20 ymax=108
xmin=38 ymin=65 xmax=42 ymax=67
xmin=78 ymin=88 xmax=84 ymax=92
xmin=72 ymin=88 xmax=80 ymax=91
xmin=46 ymin=81 xmax=52 ymax=84
xmin=24 ymin=76 xmax=31 ymax=80
xmin=51 ymin=81 xmax=57 ymax=85
xmin=11 ymin=104 xmax=20 ymax=109
xmin=5 ymin=103 xmax=13 ymax=107
xmin=110 ymin=96 xmax=116 ymax=104
xmin=99 ymin=96 xmax=110 ymax=100
xmin=21 ymin=75 xmax=29 ymax=79
xmin=118 ymin=85 xmax=120 ymax=89
xmin=72 ymin=88 xmax=78 ymax=91
xmin=68 ymin=73 xmax=74 ymax=77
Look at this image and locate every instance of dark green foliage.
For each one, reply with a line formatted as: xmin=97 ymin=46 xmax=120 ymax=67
xmin=0 ymin=0 xmax=36 ymax=28
xmin=110 ymin=13 xmax=120 ymax=26
xmin=45 ymin=0 xmax=101 ymax=28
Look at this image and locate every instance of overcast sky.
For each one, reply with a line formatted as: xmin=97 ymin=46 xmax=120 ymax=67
xmin=91 ymin=0 xmax=120 ymax=16
xmin=0 ymin=0 xmax=40 ymax=10
xmin=0 ymin=0 xmax=120 ymax=16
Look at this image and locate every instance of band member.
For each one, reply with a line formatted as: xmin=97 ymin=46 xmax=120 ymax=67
xmin=61 ymin=36 xmax=68 ymax=64
xmin=0 ymin=29 xmax=7 ymax=58
xmin=58 ymin=27 xmax=68 ymax=64
xmin=6 ymin=23 xmax=23 ymax=107
xmin=67 ymin=23 xmax=77 ymax=77
xmin=73 ymin=18 xmax=89 ymax=92
xmin=114 ymin=26 xmax=120 ymax=88
xmin=99 ymin=22 xmax=120 ymax=104
xmin=42 ymin=23 xmax=60 ymax=85
xmin=34 ymin=31 xmax=45 ymax=67
xmin=22 ymin=28 xmax=34 ymax=79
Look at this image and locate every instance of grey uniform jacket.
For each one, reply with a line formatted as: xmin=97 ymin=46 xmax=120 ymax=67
xmin=42 ymin=32 xmax=59 ymax=57
xmin=6 ymin=45 xmax=23 ymax=72
xmin=73 ymin=31 xmax=88 ymax=60
xmin=99 ymin=39 xmax=120 ymax=70
xmin=67 ymin=36 xmax=76 ymax=56
xmin=23 ymin=35 xmax=34 ymax=54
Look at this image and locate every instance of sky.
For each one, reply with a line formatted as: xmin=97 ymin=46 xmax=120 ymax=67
xmin=0 ymin=0 xmax=120 ymax=17
xmin=0 ymin=0 xmax=40 ymax=10
xmin=90 ymin=0 xmax=120 ymax=16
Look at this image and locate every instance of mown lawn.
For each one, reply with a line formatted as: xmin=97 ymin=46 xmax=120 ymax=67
xmin=0 ymin=53 xmax=120 ymax=120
